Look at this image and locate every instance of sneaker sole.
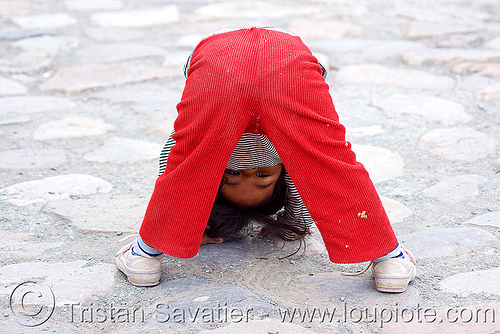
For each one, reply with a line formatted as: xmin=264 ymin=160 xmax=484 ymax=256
xmin=375 ymin=281 xmax=410 ymax=293
xmin=126 ymin=277 xmax=160 ymax=287
xmin=116 ymin=258 xmax=161 ymax=287
xmin=373 ymin=271 xmax=416 ymax=293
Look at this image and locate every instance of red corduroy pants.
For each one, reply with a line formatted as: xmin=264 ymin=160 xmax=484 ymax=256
xmin=139 ymin=28 xmax=398 ymax=263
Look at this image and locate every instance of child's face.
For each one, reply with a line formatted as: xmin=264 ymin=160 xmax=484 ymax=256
xmin=220 ymin=163 xmax=283 ymax=209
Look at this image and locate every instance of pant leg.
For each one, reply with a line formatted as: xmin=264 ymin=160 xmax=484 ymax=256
xmin=139 ymin=33 xmax=260 ymax=258
xmin=249 ymin=30 xmax=398 ymax=263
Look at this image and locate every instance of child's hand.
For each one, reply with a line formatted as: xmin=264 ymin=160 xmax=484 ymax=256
xmin=259 ymin=227 xmax=272 ymax=236
xmin=201 ymin=233 xmax=223 ymax=245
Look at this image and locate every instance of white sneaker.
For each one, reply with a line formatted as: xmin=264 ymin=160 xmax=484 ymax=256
xmin=372 ymin=247 xmax=416 ymax=293
xmin=343 ymin=246 xmax=416 ymax=293
xmin=116 ymin=239 xmax=162 ymax=287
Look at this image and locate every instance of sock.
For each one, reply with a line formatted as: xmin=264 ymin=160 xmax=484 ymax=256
xmin=372 ymin=243 xmax=403 ymax=262
xmin=131 ymin=236 xmax=162 ymax=257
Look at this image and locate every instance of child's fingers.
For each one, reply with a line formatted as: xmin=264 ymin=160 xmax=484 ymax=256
xmin=201 ymin=234 xmax=224 ymax=245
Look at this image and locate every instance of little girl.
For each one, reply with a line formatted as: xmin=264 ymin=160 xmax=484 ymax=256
xmin=116 ymin=27 xmax=416 ymax=293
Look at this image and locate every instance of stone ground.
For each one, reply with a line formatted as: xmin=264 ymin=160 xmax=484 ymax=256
xmin=0 ymin=0 xmax=499 ymax=333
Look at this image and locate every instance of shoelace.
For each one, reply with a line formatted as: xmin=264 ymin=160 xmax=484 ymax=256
xmin=341 ymin=245 xmax=416 ymax=277
xmin=115 ymin=234 xmax=139 ymax=256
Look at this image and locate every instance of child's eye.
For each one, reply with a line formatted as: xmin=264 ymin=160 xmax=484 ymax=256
xmin=256 ymin=173 xmax=269 ymax=178
xmin=226 ymin=171 xmax=241 ymax=176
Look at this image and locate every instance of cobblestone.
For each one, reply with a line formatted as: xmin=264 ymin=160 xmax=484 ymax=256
xmin=333 ymin=64 xmax=456 ymax=89
xmin=421 ymin=127 xmax=497 ymax=161
xmin=399 ymin=227 xmax=498 ymax=260
xmin=372 ymin=94 xmax=472 ymax=125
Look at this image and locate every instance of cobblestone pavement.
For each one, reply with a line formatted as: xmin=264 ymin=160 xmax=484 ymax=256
xmin=1 ymin=0 xmax=499 ymax=333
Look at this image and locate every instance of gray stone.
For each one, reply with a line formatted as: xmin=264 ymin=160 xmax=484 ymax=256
xmin=403 ymin=48 xmax=500 ymax=66
xmin=372 ymin=94 xmax=472 ymax=125
xmin=150 ymin=119 xmax=175 ymax=137
xmin=0 ymin=77 xmax=28 ymax=95
xmin=144 ymin=277 xmax=276 ymax=318
xmin=391 ymin=5 xmax=491 ymax=22
xmin=13 ymin=34 xmax=80 ymax=51
xmin=90 ymin=5 xmax=179 ymax=27
xmin=0 ymin=260 xmax=115 ymax=306
xmin=440 ymin=268 xmax=500 ymax=296
xmin=0 ymin=174 xmax=113 ymax=206
xmin=0 ymin=28 xmax=54 ymax=41
xmin=477 ymin=83 xmax=500 ymax=100
xmin=485 ymin=36 xmax=500 ymax=50
xmin=333 ymin=64 xmax=455 ymax=90
xmin=0 ymin=115 xmax=31 ymax=126
xmin=307 ymin=274 xmax=420 ymax=308
xmin=47 ymin=196 xmax=148 ymax=233
xmin=65 ymin=0 xmax=123 ymax=11
xmin=345 ymin=125 xmax=385 ymax=137
xmin=422 ymin=174 xmax=488 ymax=203
xmin=343 ymin=118 xmax=385 ymax=137
xmin=11 ymin=12 xmax=78 ymax=30
xmin=437 ymin=33 xmax=484 ymax=48
xmin=10 ymin=73 xmax=37 ymax=84
xmin=421 ymin=127 xmax=497 ymax=161
xmin=263 ymin=234 xmax=326 ymax=255
xmin=0 ymin=96 xmax=76 ymax=116
xmin=380 ymin=196 xmax=413 ymax=224
xmin=465 ymin=212 xmax=500 ymax=228
xmin=350 ymin=144 xmax=404 ymax=183
xmin=84 ymin=137 xmax=163 ymax=163
xmin=406 ymin=22 xmax=482 ymax=39
xmin=444 ymin=5 xmax=492 ymax=21
xmin=90 ymin=83 xmax=180 ymax=114
xmin=190 ymin=238 xmax=252 ymax=265
xmin=287 ymin=20 xmax=363 ymax=40
xmin=39 ymin=63 xmax=176 ymax=93
xmin=0 ymin=57 xmax=52 ymax=74
xmin=0 ymin=320 xmax=76 ymax=334
xmin=190 ymin=1 xmax=319 ymax=21
xmin=85 ymin=27 xmax=145 ymax=42
xmin=0 ymin=230 xmax=63 ymax=260
xmin=198 ymin=318 xmax=324 ymax=334
xmin=0 ymin=242 xmax=64 ymax=261
xmin=74 ymin=43 xmax=165 ymax=64
xmin=452 ymin=62 xmax=500 ymax=78
xmin=0 ymin=1 xmax=35 ymax=17
xmin=33 ymin=116 xmax=116 ymax=140
xmin=0 ymin=149 xmax=67 ymax=170
xmin=399 ymin=227 xmax=498 ymax=260
xmin=312 ymin=39 xmax=426 ymax=65
xmin=12 ymin=35 xmax=80 ymax=59
xmin=174 ymin=34 xmax=205 ymax=48
xmin=315 ymin=2 xmax=367 ymax=18
xmin=384 ymin=6 xmax=451 ymax=21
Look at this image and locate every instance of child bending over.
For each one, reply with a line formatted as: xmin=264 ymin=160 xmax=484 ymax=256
xmin=116 ymin=27 xmax=416 ymax=293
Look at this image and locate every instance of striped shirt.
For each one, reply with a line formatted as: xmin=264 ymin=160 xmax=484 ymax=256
xmin=158 ymin=132 xmax=313 ymax=239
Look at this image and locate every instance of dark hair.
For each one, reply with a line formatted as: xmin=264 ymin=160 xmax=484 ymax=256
xmin=205 ymin=166 xmax=310 ymax=243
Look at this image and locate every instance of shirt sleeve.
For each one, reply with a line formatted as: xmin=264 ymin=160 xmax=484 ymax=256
xmin=158 ymin=131 xmax=176 ymax=176
xmin=276 ymin=172 xmax=314 ymax=240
